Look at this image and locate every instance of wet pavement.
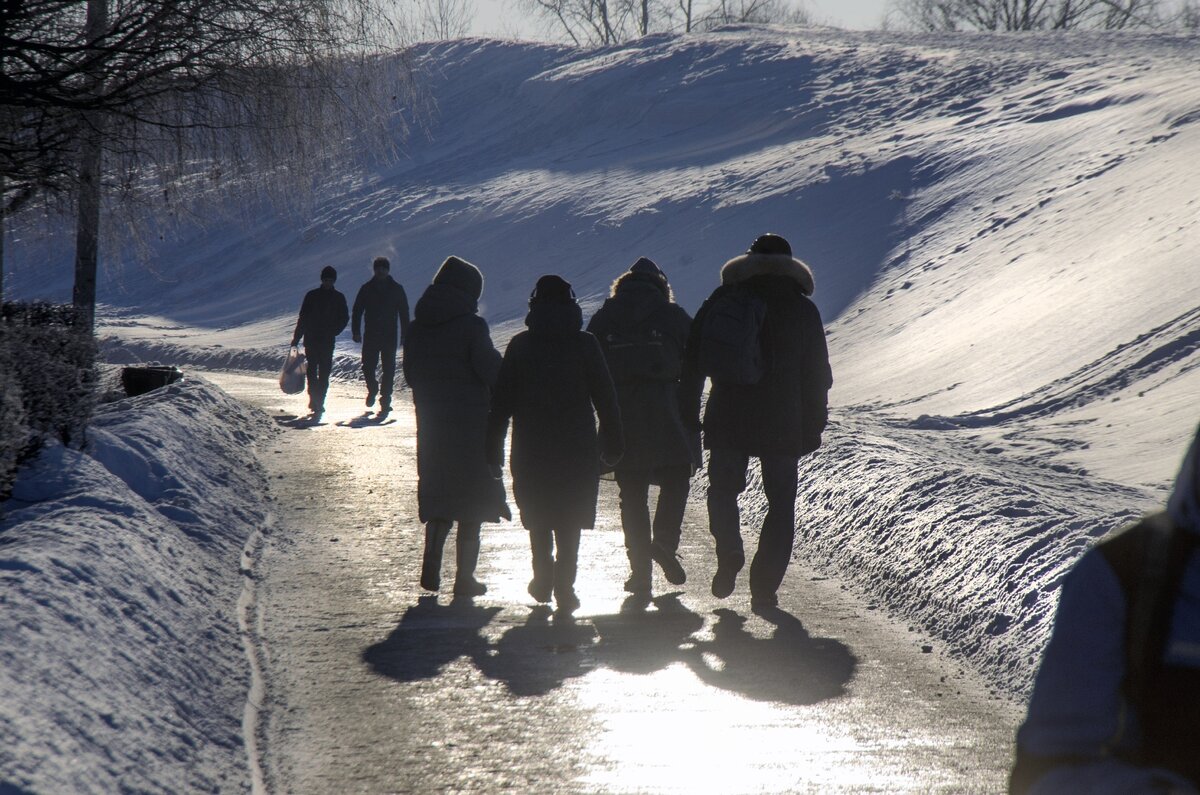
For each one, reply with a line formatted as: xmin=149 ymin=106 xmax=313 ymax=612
xmin=209 ymin=372 xmax=1020 ymax=794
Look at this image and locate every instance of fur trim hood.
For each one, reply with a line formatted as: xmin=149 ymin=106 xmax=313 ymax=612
xmin=1169 ymin=425 xmax=1200 ymax=533
xmin=720 ymin=252 xmax=815 ymax=296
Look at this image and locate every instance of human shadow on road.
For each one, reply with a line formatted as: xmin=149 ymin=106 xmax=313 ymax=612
xmin=589 ymin=593 xmax=706 ymax=675
xmin=362 ymin=595 xmax=501 ymax=682
xmin=474 ymin=606 xmax=600 ymax=696
xmin=336 ymin=411 xmax=397 ymax=428
xmin=275 ymin=413 xmax=325 ymax=430
xmin=683 ymin=607 xmax=856 ymax=705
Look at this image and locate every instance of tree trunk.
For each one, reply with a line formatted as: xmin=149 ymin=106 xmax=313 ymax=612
xmin=73 ymin=0 xmax=108 ymax=333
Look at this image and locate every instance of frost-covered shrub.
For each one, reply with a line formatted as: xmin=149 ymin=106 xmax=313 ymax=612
xmin=0 ymin=303 xmax=98 ymax=500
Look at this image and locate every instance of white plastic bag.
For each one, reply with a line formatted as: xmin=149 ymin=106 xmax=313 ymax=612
xmin=279 ymin=347 xmax=307 ymax=395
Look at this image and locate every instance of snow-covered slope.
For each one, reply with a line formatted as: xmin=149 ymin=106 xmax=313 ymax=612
xmin=7 ymin=26 xmax=1200 ymax=692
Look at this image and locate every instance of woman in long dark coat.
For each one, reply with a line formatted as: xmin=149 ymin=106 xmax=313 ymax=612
xmin=403 ymin=256 xmax=510 ymax=596
xmin=486 ymin=275 xmax=623 ymax=612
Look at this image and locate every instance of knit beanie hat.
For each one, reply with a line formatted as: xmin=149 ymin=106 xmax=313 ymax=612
xmin=748 ymin=233 xmax=792 ymax=257
xmin=320 ymin=265 xmax=337 ymax=281
xmin=629 ymin=256 xmax=665 ymax=279
xmin=530 ymin=274 xmax=575 ymax=303
xmin=433 ymin=255 xmax=484 ymax=301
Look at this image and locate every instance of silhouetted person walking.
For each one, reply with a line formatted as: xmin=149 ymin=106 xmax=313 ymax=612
xmin=587 ymin=257 xmax=695 ymax=596
xmin=403 ymin=256 xmax=510 ymax=597
xmin=291 ymin=265 xmax=349 ymax=416
xmin=682 ymin=233 xmax=831 ymax=608
xmin=487 ymin=275 xmax=624 ymax=613
xmin=1010 ymin=424 xmax=1200 ymax=794
xmin=352 ymin=256 xmax=410 ymax=415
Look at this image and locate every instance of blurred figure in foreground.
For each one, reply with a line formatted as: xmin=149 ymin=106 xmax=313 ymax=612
xmin=1010 ymin=424 xmax=1200 ymax=794
xmin=487 ymin=275 xmax=623 ymax=613
xmin=290 ymin=265 xmax=349 ymax=416
xmin=403 ymin=256 xmax=509 ymax=596
xmin=587 ymin=257 xmax=696 ymax=596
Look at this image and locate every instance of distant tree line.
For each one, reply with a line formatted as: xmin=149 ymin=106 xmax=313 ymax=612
xmin=522 ymin=0 xmax=811 ymax=46
xmin=888 ymin=0 xmax=1199 ymax=31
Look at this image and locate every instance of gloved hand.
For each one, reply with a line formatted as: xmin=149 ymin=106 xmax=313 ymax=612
xmin=600 ymin=449 xmax=623 ymax=470
xmin=353 ymin=333 xmax=362 ymax=344
xmin=488 ymin=464 xmax=503 ymax=481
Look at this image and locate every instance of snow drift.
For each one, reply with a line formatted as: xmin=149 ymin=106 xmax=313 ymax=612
xmin=6 ymin=25 xmax=1200 ymax=697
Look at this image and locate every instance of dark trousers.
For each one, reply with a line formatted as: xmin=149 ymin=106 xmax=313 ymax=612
xmin=529 ymin=526 xmax=581 ymax=598
xmin=304 ymin=341 xmax=334 ymax=411
xmin=361 ymin=337 xmax=397 ymax=401
xmin=615 ymin=466 xmax=690 ymax=568
xmin=706 ymin=448 xmax=799 ymax=597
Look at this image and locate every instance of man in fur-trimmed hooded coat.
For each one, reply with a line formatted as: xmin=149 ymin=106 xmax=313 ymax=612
xmin=682 ymin=233 xmax=832 ymax=608
xmin=404 ymin=256 xmax=510 ymax=597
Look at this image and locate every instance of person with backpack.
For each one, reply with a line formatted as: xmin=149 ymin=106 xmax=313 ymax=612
xmin=681 ymin=233 xmax=832 ymax=608
xmin=486 ymin=275 xmax=624 ymax=613
xmin=403 ymin=256 xmax=510 ymax=597
xmin=1009 ymin=424 xmax=1200 ymax=795
xmin=586 ymin=257 xmax=696 ymax=597
xmin=352 ymin=256 xmax=410 ymax=416
xmin=290 ymin=265 xmax=350 ymax=416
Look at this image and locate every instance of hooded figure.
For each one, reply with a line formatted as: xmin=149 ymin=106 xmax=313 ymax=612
xmin=1010 ymin=425 xmax=1200 ymax=794
xmin=486 ymin=274 xmax=623 ymax=612
xmin=681 ymin=233 xmax=832 ymax=608
xmin=403 ymin=256 xmax=509 ymax=596
xmin=586 ymin=257 xmax=695 ymax=596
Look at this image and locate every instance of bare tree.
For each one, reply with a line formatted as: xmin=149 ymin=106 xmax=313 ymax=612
xmin=418 ymin=0 xmax=478 ymax=40
xmin=526 ymin=0 xmax=810 ymax=44
xmin=1 ymin=0 xmax=417 ymax=329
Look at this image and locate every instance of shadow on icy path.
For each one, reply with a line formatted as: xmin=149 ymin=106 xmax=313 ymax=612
xmin=362 ymin=594 xmax=856 ymax=706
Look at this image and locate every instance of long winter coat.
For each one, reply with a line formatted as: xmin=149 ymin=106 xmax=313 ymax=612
xmin=586 ymin=273 xmax=695 ymax=474
xmin=486 ymin=300 xmax=623 ymax=530
xmin=403 ymin=282 xmax=509 ymax=525
xmin=292 ymin=286 xmax=349 ymax=348
xmin=682 ymin=252 xmax=832 ymax=459
xmin=1011 ymin=428 xmax=1200 ymax=794
xmin=352 ymin=275 xmax=410 ymax=347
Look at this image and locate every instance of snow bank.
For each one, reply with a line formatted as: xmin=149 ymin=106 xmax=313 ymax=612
xmin=0 ymin=375 xmax=275 ymax=793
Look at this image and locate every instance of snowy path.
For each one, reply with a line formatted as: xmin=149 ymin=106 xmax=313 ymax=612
xmin=211 ymin=372 xmax=1019 ymax=794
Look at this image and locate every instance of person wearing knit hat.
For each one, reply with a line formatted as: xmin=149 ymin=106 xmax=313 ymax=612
xmin=487 ymin=274 xmax=624 ymax=613
xmin=403 ymin=256 xmax=510 ymax=596
xmin=587 ymin=255 xmax=695 ymax=597
xmin=681 ymin=233 xmax=831 ymax=608
xmin=290 ymin=265 xmax=349 ymax=416
xmin=351 ymin=256 xmax=410 ymax=415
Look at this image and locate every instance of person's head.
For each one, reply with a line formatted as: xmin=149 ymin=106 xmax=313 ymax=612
xmin=720 ymin=232 xmax=815 ymax=296
xmin=529 ymin=274 xmax=575 ymax=306
xmin=433 ymin=255 xmax=484 ymax=301
xmin=320 ymin=265 xmax=337 ymax=288
xmin=372 ymin=256 xmax=390 ymax=280
xmin=747 ymin=233 xmax=793 ymax=258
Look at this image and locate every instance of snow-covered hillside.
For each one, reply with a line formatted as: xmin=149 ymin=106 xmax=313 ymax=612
xmin=7 ymin=26 xmax=1200 ymax=693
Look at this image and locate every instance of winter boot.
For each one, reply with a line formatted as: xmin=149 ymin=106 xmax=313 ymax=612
xmin=453 ymin=523 xmax=487 ymax=596
xmin=711 ymin=553 xmax=744 ymax=599
xmin=553 ymin=527 xmax=582 ymax=612
xmin=420 ymin=520 xmax=452 ymax=591
xmin=528 ymin=528 xmax=554 ymax=603
xmin=650 ymin=540 xmax=687 ymax=586
xmin=624 ymin=552 xmax=652 ymax=595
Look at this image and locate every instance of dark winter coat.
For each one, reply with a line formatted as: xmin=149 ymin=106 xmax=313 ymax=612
xmin=682 ymin=252 xmax=832 ymax=458
xmin=586 ymin=273 xmax=695 ymax=474
xmin=486 ymin=300 xmax=623 ymax=530
xmin=404 ymin=282 xmax=510 ymax=525
xmin=292 ymin=286 xmax=349 ymax=349
xmin=352 ymin=275 xmax=410 ymax=347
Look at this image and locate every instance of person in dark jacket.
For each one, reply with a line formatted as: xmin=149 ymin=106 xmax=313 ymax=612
xmin=352 ymin=256 xmax=410 ymax=415
xmin=291 ymin=265 xmax=350 ymax=415
xmin=1009 ymin=425 xmax=1200 ymax=795
xmin=486 ymin=275 xmax=624 ymax=613
xmin=587 ymin=257 xmax=695 ymax=596
xmin=681 ymin=233 xmax=832 ymax=608
xmin=403 ymin=256 xmax=510 ymax=597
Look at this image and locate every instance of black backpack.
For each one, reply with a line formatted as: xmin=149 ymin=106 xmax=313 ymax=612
xmin=599 ymin=323 xmax=680 ymax=383
xmin=696 ymin=286 xmax=767 ymax=385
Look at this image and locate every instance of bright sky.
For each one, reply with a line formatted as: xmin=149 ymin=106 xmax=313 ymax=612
xmin=468 ymin=0 xmax=890 ymax=39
